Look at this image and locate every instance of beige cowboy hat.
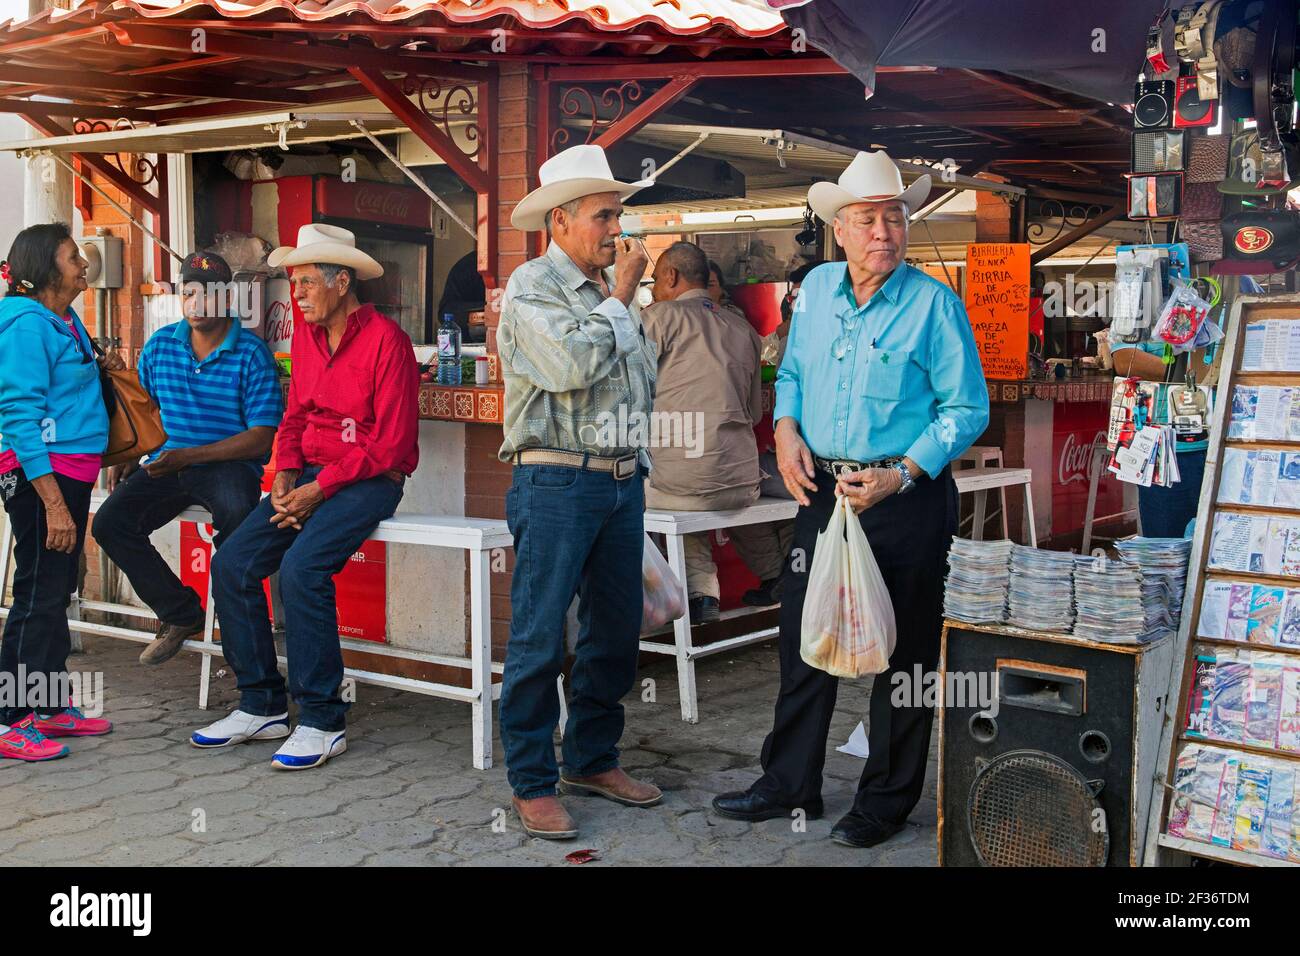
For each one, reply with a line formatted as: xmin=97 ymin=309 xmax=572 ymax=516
xmin=268 ymin=223 xmax=383 ymax=281
xmin=511 ymin=144 xmax=652 ymax=232
xmin=808 ymin=150 xmax=931 ymax=224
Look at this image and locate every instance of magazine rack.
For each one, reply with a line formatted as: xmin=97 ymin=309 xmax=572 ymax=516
xmin=1144 ymin=294 xmax=1300 ymax=867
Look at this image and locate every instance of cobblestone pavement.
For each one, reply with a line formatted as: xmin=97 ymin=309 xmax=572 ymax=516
xmin=1 ymin=636 xmax=938 ymax=866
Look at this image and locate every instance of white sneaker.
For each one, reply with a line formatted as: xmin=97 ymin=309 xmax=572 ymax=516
xmin=190 ymin=709 xmax=290 ymax=749
xmin=270 ymin=725 xmax=346 ymax=771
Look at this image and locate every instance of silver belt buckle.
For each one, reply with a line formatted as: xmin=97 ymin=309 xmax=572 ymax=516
xmin=829 ymin=459 xmax=860 ymax=477
xmin=613 ymin=455 xmax=638 ymax=480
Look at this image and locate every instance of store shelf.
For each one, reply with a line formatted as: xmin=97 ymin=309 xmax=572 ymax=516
xmin=1191 ymin=635 xmax=1300 ymax=659
xmin=1157 ymin=833 xmax=1298 ymax=868
xmin=1178 ymin=734 xmax=1300 ymax=765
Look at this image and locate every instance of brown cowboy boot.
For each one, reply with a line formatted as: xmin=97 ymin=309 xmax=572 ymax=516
xmin=512 ymin=795 xmax=578 ymax=840
xmin=560 ymin=767 xmax=662 ymax=807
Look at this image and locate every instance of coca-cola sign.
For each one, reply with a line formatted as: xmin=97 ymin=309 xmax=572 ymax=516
xmin=1057 ymin=429 xmax=1105 ymax=486
xmin=264 ymin=279 xmax=295 ymax=352
xmin=1051 ymin=402 xmax=1126 ymax=539
xmin=315 ymin=176 xmax=430 ymax=230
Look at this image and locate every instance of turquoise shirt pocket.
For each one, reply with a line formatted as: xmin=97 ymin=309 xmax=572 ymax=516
xmin=864 ymin=347 xmax=910 ymax=402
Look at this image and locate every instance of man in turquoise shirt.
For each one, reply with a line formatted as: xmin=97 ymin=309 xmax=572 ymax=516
xmin=713 ymin=151 xmax=989 ymax=849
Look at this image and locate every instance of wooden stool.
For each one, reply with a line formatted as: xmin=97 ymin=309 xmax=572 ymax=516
xmin=953 ymin=467 xmax=1036 ymax=546
xmin=955 ymin=446 xmax=1008 ymax=541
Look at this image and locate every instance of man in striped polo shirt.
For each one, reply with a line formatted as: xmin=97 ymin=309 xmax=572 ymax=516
xmin=93 ymin=251 xmax=283 ymax=666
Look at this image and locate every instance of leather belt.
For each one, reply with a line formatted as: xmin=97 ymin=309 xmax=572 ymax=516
xmin=814 ymin=455 xmax=904 ymax=478
xmin=514 ymin=448 xmax=639 ymax=480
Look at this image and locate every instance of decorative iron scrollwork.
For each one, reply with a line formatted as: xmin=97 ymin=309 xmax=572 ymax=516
xmin=550 ymin=80 xmax=644 ymax=155
xmin=1027 ymin=199 xmax=1103 ymax=246
xmin=400 ymin=76 xmax=480 ymax=160
xmin=71 ymin=118 xmax=158 ymax=186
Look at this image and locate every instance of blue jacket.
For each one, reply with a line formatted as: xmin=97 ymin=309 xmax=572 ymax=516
xmin=0 ymin=296 xmax=108 ymax=479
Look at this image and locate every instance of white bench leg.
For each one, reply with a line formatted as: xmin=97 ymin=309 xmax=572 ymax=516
xmin=469 ymin=547 xmax=493 ymax=770
xmin=1023 ymin=481 xmax=1038 ymax=547
xmin=199 ymin=549 xmax=216 ymax=711
xmin=665 ymin=532 xmax=698 ymax=724
xmin=972 ymin=489 xmax=988 ymax=541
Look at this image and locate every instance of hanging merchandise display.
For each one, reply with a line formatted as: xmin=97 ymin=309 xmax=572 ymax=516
xmin=1132 ymin=1 xmax=1300 ymax=272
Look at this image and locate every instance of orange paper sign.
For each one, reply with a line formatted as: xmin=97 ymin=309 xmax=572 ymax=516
xmin=964 ymin=243 xmax=1030 ymax=380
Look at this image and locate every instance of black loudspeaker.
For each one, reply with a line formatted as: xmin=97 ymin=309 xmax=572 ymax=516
xmin=1134 ymin=80 xmax=1176 ymax=129
xmin=938 ymin=624 xmax=1173 ymax=867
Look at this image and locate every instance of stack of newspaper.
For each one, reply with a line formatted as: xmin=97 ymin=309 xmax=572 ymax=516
xmin=1008 ymin=545 xmax=1076 ymax=632
xmin=943 ymin=538 xmax=1013 ymax=624
xmin=1115 ymin=537 xmax=1193 ymax=632
xmin=1072 ymin=553 xmax=1174 ymax=643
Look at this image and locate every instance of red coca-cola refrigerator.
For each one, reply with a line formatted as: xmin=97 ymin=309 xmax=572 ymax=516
xmin=277 ymin=175 xmax=435 ymax=345
xmin=212 ymin=174 xmax=436 ymax=349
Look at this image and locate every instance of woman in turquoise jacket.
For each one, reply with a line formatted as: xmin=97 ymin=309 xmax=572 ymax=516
xmin=0 ymin=223 xmax=122 ymax=761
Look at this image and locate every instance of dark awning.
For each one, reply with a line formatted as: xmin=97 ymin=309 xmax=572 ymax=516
xmin=771 ymin=0 xmax=1166 ymax=105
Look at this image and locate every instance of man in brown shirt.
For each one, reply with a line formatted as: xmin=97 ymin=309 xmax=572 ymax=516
xmin=641 ymin=241 xmax=793 ymax=622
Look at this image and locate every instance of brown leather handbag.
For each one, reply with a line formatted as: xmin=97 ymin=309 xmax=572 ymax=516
xmin=90 ymin=339 xmax=167 ymax=467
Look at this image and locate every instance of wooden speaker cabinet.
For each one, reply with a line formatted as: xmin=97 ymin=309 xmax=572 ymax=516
xmin=938 ymin=622 xmax=1173 ymax=866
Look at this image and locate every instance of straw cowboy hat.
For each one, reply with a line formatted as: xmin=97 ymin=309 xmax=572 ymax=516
xmin=808 ymin=150 xmax=931 ymax=224
xmin=511 ymin=144 xmax=652 ymax=232
xmin=268 ymin=223 xmax=383 ymax=281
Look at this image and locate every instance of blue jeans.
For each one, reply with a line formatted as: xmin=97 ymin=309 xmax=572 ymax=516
xmin=210 ymin=467 xmax=403 ymax=731
xmin=501 ymin=464 xmax=645 ymax=799
xmin=93 ymin=461 xmax=262 ymax=627
xmin=1138 ymin=448 xmax=1206 ymax=538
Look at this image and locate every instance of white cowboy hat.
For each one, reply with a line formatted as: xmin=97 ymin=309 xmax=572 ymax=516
xmin=808 ymin=150 xmax=932 ymax=224
xmin=268 ymin=223 xmax=383 ymax=281
xmin=511 ymin=144 xmax=652 ymax=232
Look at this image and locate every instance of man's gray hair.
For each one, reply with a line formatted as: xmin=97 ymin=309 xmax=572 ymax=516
xmin=544 ymin=197 xmax=584 ymax=239
xmin=316 ymin=263 xmax=357 ymax=288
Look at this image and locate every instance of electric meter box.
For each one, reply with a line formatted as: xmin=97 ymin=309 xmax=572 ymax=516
xmin=79 ymin=235 xmax=123 ymax=289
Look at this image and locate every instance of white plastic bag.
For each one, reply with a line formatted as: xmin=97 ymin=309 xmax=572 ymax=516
xmin=642 ymin=533 xmax=686 ymax=631
xmin=800 ymin=495 xmax=896 ymax=678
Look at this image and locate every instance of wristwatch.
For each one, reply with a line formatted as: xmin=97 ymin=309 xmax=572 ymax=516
xmin=891 ymin=460 xmax=916 ymax=495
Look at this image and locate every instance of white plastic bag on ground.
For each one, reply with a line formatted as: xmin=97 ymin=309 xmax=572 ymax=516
xmin=642 ymin=533 xmax=686 ymax=631
xmin=800 ymin=494 xmax=896 ymax=678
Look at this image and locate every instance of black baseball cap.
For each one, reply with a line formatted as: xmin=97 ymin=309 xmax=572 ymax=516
xmin=180 ymin=251 xmax=233 ymax=285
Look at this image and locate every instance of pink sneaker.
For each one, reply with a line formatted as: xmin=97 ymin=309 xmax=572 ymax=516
xmin=0 ymin=717 xmax=70 ymax=761
xmin=33 ymin=706 xmax=112 ymax=738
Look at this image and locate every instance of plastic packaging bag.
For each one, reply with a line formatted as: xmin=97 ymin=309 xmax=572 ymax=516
xmin=642 ymin=533 xmax=686 ymax=631
xmin=800 ymin=495 xmax=896 ymax=678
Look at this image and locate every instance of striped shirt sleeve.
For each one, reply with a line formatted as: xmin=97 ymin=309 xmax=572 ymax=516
xmin=241 ymin=343 xmax=285 ymax=428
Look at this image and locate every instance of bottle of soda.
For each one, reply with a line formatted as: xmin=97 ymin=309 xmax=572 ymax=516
xmin=437 ymin=312 xmax=462 ymax=385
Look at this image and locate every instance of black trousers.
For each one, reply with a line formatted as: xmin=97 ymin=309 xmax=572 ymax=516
xmin=0 ymin=470 xmax=93 ymax=725
xmin=752 ymin=465 xmax=956 ymax=823
xmin=92 ymin=462 xmax=262 ymax=628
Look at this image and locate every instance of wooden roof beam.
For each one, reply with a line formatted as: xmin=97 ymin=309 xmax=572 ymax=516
xmin=0 ymin=63 xmax=313 ymax=105
xmin=108 ymin=23 xmax=490 ymax=82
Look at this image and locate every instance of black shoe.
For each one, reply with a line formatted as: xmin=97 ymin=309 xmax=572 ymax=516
xmin=711 ymin=790 xmax=823 ymax=822
xmin=741 ymin=577 xmax=783 ymax=607
xmin=688 ymin=595 xmax=720 ymax=623
xmin=829 ymin=811 xmax=905 ymax=848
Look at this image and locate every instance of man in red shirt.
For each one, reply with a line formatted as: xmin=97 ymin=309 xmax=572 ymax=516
xmin=196 ymin=224 xmax=419 ymax=771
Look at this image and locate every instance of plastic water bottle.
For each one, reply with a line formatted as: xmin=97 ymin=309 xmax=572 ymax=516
xmin=437 ymin=312 xmax=462 ymax=385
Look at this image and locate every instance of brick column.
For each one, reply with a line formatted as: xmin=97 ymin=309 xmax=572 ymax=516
xmin=464 ymin=64 xmax=535 ymax=658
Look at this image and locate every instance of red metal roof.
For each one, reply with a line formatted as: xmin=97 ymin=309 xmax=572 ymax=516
xmin=3 ymin=0 xmax=786 ymax=37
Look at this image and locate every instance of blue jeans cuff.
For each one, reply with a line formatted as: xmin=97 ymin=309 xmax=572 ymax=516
xmin=514 ymin=786 xmax=558 ymax=800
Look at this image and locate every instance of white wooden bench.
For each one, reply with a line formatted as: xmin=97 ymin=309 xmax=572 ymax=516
xmin=0 ymin=493 xmax=512 ymax=770
xmin=643 ymin=497 xmax=798 ymax=723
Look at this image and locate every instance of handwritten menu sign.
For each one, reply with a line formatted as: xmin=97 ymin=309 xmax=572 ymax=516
xmin=964 ymin=243 xmax=1030 ymax=380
